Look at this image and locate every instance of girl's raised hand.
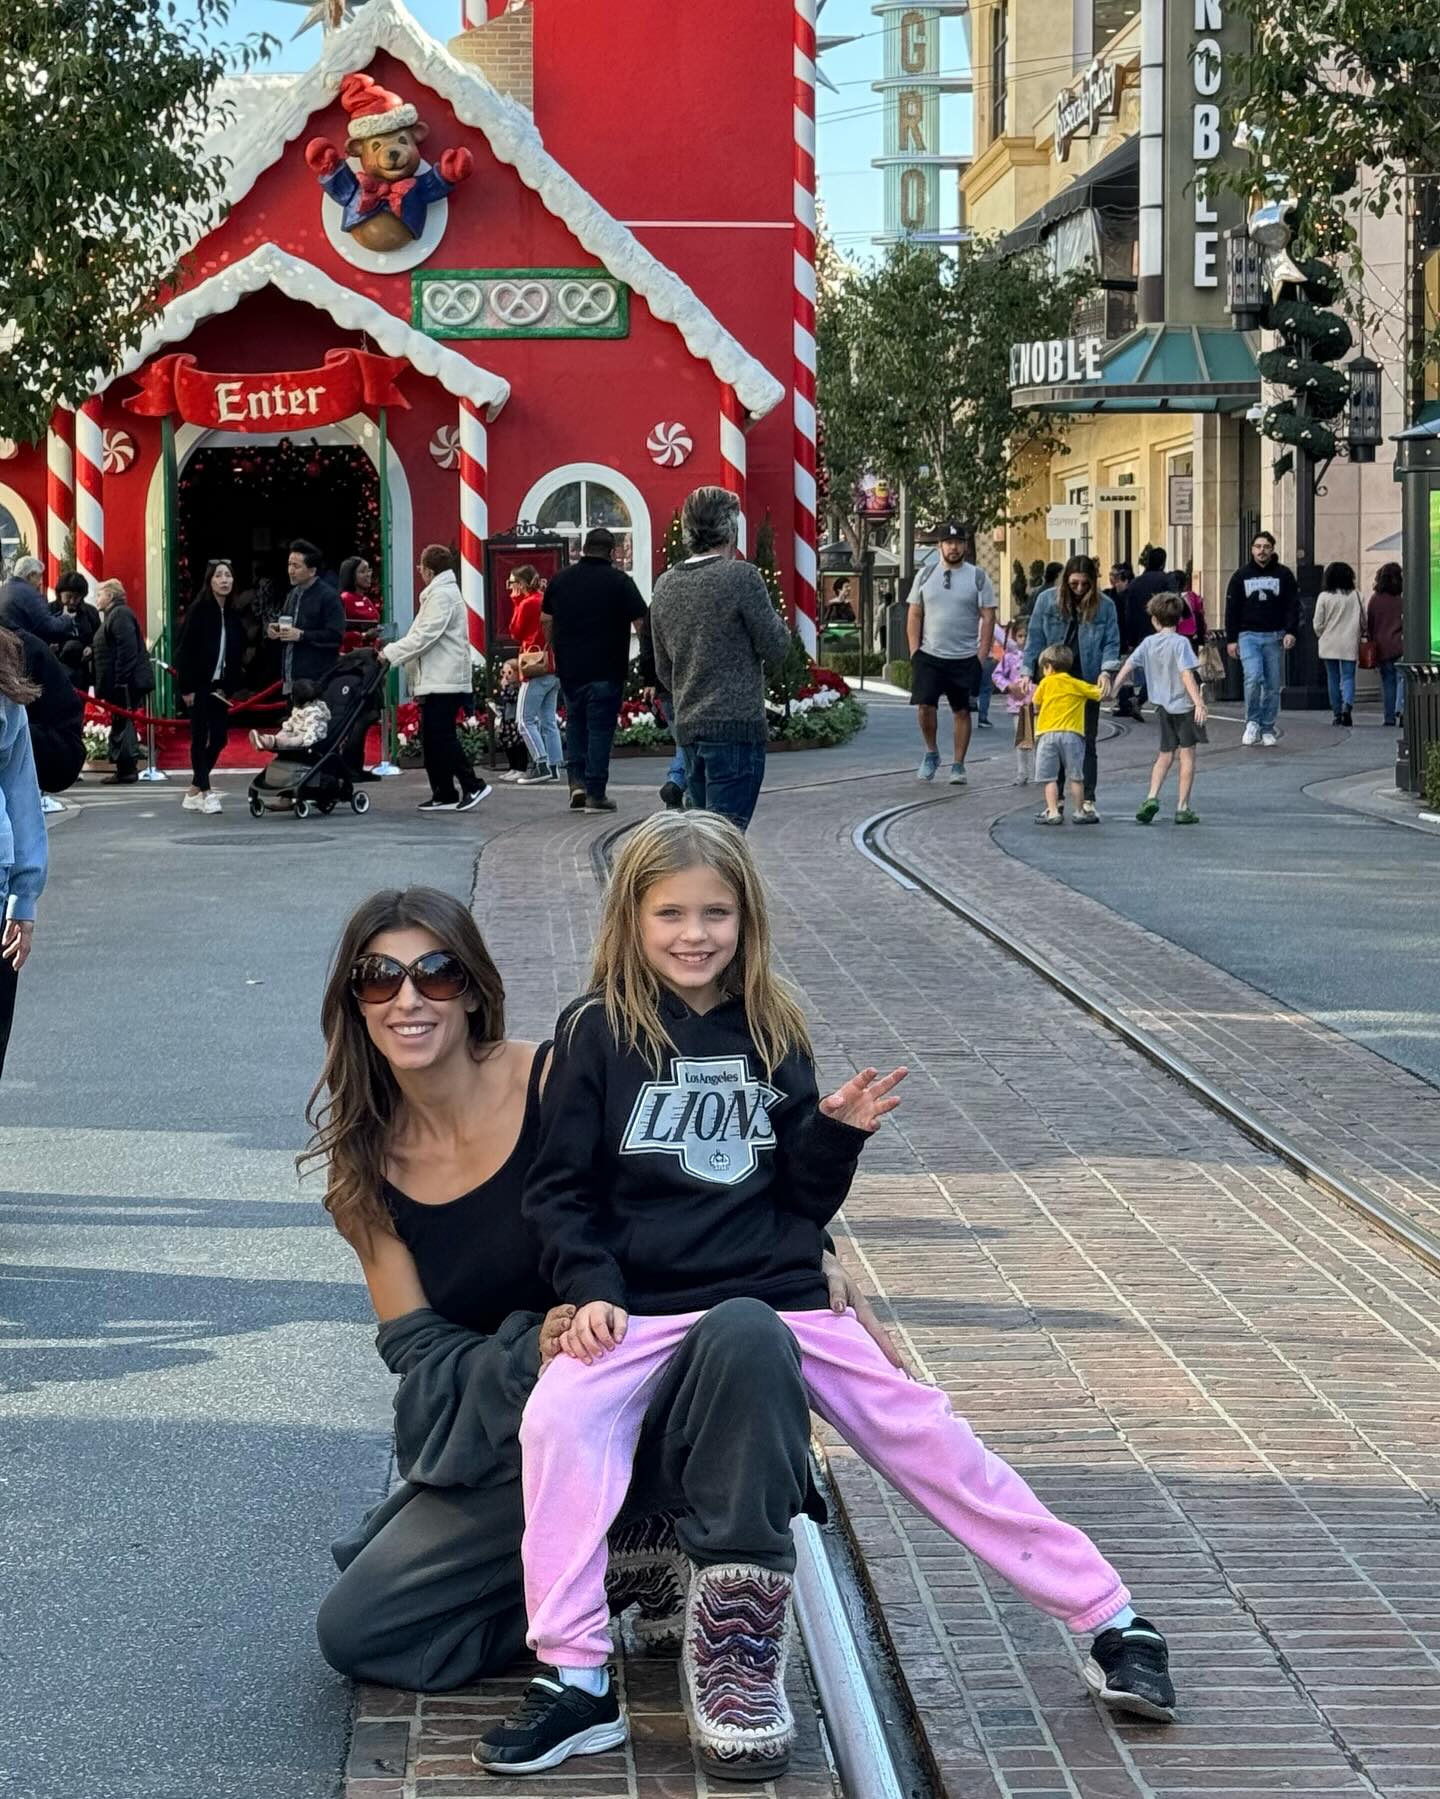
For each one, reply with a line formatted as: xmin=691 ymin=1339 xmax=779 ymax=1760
xmin=559 ymin=1300 xmax=629 ymax=1364
xmin=819 ymin=1066 xmax=908 ymax=1133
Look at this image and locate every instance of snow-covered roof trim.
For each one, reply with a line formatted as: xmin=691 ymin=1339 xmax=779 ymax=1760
xmin=211 ymin=0 xmax=785 ymax=421
xmin=99 ymin=243 xmax=511 ymax=418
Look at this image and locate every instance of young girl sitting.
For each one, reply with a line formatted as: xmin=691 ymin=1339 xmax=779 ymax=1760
xmin=991 ymin=617 xmax=1035 ymax=783
xmin=473 ymin=813 xmax=1175 ymax=1781
xmin=247 ymin=680 xmax=330 ymax=755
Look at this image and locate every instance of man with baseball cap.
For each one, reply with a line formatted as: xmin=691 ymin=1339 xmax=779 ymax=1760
xmin=906 ymin=521 xmax=996 ymax=783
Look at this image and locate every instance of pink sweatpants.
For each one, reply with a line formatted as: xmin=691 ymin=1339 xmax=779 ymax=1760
xmin=520 ymin=1308 xmax=1129 ymax=1667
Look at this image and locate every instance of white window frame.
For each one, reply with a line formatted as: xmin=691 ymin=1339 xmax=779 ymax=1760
xmin=1065 ymin=479 xmax=1092 ymax=559
xmin=518 ymin=462 xmax=653 ymax=598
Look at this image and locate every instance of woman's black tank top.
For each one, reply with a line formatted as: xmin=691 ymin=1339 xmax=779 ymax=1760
xmin=384 ymin=1042 xmax=556 ymax=1335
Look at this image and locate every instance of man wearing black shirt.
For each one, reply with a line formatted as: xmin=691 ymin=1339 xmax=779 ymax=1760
xmin=542 ymin=529 xmax=646 ymax=813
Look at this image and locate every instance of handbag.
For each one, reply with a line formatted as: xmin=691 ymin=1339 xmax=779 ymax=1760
xmin=518 ymin=648 xmax=548 ymax=680
xmin=1196 ymin=638 xmax=1226 ymax=685
xmin=1358 ymin=639 xmax=1379 ymax=671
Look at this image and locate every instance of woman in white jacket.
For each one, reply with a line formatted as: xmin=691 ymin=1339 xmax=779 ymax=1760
xmin=1312 ymin=561 xmax=1365 ymax=727
xmin=381 ymin=545 xmax=490 ymax=812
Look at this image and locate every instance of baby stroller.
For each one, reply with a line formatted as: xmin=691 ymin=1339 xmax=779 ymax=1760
xmin=247 ymin=650 xmax=387 ymax=820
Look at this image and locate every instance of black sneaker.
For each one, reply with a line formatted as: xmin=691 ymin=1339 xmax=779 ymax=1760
xmin=1084 ymin=1619 xmax=1175 ymax=1722
xmin=455 ymin=784 xmax=491 ymax=812
xmin=585 ymin=795 xmax=618 ymax=813
xmin=568 ymin=788 xmax=587 ymax=811
xmin=472 ymin=1670 xmax=626 ymax=1774
xmin=417 ymin=798 xmax=458 ymax=812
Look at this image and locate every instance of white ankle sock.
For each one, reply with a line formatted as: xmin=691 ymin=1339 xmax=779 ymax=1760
xmin=555 ymin=1665 xmax=609 ymax=1696
xmin=1093 ymin=1604 xmax=1136 ymax=1635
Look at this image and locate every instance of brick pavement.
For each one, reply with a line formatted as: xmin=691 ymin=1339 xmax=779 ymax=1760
xmin=346 ymin=723 xmax=1440 ymax=1798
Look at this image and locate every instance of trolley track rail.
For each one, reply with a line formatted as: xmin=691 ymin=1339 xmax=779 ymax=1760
xmin=858 ymin=796 xmax=1440 ymax=1279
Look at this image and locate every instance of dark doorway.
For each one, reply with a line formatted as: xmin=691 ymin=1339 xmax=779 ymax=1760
xmin=175 ymin=439 xmax=380 ymax=698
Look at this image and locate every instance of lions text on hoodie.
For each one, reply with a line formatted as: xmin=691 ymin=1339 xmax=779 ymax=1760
xmin=1224 ymin=559 xmax=1300 ymax=640
xmin=523 ymin=993 xmax=871 ymax=1316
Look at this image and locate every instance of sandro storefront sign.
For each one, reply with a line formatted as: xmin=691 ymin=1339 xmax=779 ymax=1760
xmin=125 ymin=349 xmax=410 ymax=430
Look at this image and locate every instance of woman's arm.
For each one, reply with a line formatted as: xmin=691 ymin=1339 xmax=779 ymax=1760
xmin=1 ymin=710 xmax=47 ymax=930
xmin=348 ymin=1222 xmax=430 ymax=1323
xmin=382 ymin=593 xmax=450 ymax=667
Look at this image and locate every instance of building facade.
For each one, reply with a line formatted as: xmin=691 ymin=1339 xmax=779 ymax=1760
xmin=0 ymin=0 xmax=820 ymax=660
xmin=967 ymin=0 xmax=1405 ymax=631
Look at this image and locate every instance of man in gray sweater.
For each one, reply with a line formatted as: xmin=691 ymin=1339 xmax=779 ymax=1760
xmin=648 ymin=487 xmax=791 ymax=831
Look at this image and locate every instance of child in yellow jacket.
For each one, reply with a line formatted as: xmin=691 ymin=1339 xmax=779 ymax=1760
xmin=1031 ymin=646 xmax=1103 ymax=825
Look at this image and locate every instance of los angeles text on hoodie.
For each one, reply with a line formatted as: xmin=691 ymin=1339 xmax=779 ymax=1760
xmin=523 ymin=992 xmax=871 ymax=1316
xmin=1224 ymin=558 xmax=1300 ymax=640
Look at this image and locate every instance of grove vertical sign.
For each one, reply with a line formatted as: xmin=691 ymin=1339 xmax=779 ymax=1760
xmin=881 ymin=5 xmax=941 ymax=238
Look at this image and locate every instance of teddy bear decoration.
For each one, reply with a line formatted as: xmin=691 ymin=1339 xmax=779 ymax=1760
xmin=305 ymin=72 xmax=474 ymax=254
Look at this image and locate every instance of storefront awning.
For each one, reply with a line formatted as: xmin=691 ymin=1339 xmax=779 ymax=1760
xmin=998 ymin=137 xmax=1139 ymax=256
xmin=1010 ymin=324 xmax=1260 ymax=414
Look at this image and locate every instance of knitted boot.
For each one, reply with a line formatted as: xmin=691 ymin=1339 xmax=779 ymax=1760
xmin=605 ymin=1512 xmax=688 ymax=1652
xmin=683 ymin=1562 xmax=795 ymax=1783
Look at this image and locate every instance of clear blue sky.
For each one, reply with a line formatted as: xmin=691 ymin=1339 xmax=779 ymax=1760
xmin=205 ymin=0 xmax=972 ymax=255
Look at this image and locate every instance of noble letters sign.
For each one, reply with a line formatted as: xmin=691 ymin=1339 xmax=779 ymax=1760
xmin=1054 ymin=60 xmax=1122 ymax=162
xmin=1009 ymin=336 xmax=1102 ymax=387
xmin=126 ymin=349 xmax=410 ymax=430
xmin=1190 ymin=0 xmax=1226 ymax=289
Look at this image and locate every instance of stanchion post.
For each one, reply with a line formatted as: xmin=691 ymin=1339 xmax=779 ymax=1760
xmin=372 ymin=404 xmax=401 ymax=777
xmin=138 ymin=651 xmax=169 ymax=782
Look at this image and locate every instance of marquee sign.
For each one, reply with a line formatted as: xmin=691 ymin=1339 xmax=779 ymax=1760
xmin=1009 ymin=336 xmax=1103 ymax=388
xmin=125 ymin=350 xmax=410 ymax=429
xmin=1054 ymin=60 xmax=1122 ymax=162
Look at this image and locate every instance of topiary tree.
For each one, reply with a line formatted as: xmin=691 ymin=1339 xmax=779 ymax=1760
xmin=753 ymin=513 xmax=812 ymax=717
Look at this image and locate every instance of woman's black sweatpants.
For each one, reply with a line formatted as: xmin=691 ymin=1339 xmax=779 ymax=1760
xmin=316 ymin=1298 xmax=813 ymax=1692
xmin=420 ymin=692 xmax=482 ymax=805
xmin=189 ymin=693 xmax=229 ymax=792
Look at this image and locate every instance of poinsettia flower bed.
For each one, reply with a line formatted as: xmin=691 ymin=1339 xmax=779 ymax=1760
xmin=611 ymin=668 xmax=862 ymax=749
xmin=397 ymin=698 xmax=495 ymax=765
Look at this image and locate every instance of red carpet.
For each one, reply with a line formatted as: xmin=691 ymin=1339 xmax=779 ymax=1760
xmin=154 ymin=725 xmax=384 ymax=770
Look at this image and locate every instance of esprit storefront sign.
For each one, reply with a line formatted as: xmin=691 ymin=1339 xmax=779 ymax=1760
xmin=1054 ymin=60 xmax=1122 ymax=162
xmin=1009 ymin=336 xmax=1102 ymax=388
xmin=125 ymin=349 xmax=410 ymax=429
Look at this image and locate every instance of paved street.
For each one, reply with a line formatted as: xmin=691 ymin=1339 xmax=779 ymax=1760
xmin=6 ymin=694 xmax=1440 ymax=1798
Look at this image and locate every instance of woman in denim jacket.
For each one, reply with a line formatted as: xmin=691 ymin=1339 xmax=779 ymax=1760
xmin=0 ymin=627 xmax=48 ymax=1078
xmin=1023 ymin=557 xmax=1121 ymax=819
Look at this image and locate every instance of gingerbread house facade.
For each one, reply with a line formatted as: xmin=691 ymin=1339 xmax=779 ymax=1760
xmin=1 ymin=0 xmax=819 ymax=663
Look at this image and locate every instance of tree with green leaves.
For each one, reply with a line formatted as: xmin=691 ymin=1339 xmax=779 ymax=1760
xmin=0 ymin=0 xmax=276 ymax=445
xmin=1212 ymin=0 xmax=1440 ymax=370
xmin=753 ymin=514 xmax=811 ymax=714
xmin=816 ymin=238 xmax=1094 ymax=546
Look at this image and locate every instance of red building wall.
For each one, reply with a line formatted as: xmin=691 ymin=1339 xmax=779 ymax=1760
xmin=6 ymin=13 xmax=797 ymax=635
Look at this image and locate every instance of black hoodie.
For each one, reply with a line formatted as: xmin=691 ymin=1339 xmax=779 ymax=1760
xmin=1224 ymin=558 xmax=1300 ymax=640
xmin=523 ymin=992 xmax=870 ymax=1315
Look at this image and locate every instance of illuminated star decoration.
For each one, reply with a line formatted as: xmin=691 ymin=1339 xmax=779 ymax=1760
xmin=816 ymin=0 xmax=858 ymax=94
xmin=273 ymin=0 xmax=372 ymax=39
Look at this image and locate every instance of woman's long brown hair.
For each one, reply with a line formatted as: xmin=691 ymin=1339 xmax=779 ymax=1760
xmin=299 ymin=887 xmax=507 ymax=1244
xmin=0 ymin=628 xmax=39 ymax=705
xmin=1057 ymin=555 xmax=1100 ymax=624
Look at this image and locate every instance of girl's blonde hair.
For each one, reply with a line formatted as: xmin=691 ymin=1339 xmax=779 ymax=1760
xmin=587 ymin=811 xmax=811 ymax=1075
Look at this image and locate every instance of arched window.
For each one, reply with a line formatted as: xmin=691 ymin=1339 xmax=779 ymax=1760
xmin=520 ymin=465 xmax=653 ymax=595
xmin=0 ymin=504 xmax=20 ymax=568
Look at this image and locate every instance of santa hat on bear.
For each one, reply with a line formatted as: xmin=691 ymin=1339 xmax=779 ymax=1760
xmin=340 ymin=72 xmax=418 ymax=141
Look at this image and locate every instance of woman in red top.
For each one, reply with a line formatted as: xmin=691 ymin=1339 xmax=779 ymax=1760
xmin=508 ymin=566 xmax=564 ymax=784
xmin=1366 ymin=563 xmax=1405 ymax=726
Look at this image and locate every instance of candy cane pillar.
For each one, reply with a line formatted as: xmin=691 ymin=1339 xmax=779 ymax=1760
xmin=75 ymin=399 xmax=105 ymax=595
xmin=792 ymin=0 xmax=820 ymax=655
xmin=45 ymin=407 xmax=74 ymax=598
xmin=720 ymin=385 xmax=749 ymax=556
xmin=458 ymin=399 xmax=488 ymax=650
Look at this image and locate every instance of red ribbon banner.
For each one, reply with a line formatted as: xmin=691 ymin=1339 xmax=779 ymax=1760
xmin=124 ymin=349 xmax=410 ymax=431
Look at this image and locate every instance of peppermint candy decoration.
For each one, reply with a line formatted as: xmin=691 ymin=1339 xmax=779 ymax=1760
xmin=429 ymin=425 xmax=461 ymax=470
xmin=647 ymin=422 xmax=693 ymax=468
xmin=102 ymin=429 xmax=136 ymax=474
xmin=0 ymin=439 xmax=16 ymax=461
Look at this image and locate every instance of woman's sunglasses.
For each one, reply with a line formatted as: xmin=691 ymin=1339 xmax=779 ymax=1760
xmin=349 ymin=951 xmax=471 ymax=1005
